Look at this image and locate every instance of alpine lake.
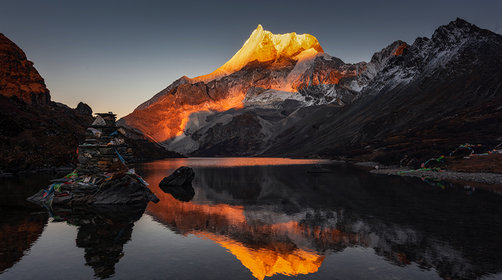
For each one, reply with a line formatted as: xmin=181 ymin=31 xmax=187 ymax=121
xmin=1 ymin=158 xmax=502 ymax=280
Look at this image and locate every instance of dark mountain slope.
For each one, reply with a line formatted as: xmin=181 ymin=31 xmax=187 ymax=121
xmin=263 ymin=19 xmax=502 ymax=165
xmin=0 ymin=95 xmax=93 ymax=173
xmin=0 ymin=33 xmax=50 ymax=104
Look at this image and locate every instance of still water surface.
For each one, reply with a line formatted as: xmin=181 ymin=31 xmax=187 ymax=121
xmin=1 ymin=158 xmax=502 ymax=280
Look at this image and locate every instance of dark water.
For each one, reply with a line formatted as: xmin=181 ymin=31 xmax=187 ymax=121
xmin=1 ymin=158 xmax=502 ymax=280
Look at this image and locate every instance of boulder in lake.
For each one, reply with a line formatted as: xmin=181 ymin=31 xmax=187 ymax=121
xmin=159 ymin=167 xmax=195 ymax=201
xmin=159 ymin=166 xmax=195 ymax=189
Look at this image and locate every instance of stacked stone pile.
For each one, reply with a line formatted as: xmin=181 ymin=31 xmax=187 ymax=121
xmin=27 ymin=111 xmax=159 ymax=207
xmin=77 ymin=112 xmax=133 ymax=175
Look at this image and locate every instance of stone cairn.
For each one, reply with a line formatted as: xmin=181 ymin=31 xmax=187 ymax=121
xmin=77 ymin=112 xmax=133 ymax=175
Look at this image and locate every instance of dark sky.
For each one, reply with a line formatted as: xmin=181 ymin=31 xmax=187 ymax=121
xmin=1 ymin=0 xmax=501 ymax=117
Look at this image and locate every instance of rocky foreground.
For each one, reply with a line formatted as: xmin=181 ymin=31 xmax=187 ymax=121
xmin=27 ymin=172 xmax=159 ymax=206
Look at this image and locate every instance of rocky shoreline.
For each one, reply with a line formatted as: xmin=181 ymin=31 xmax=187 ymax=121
xmin=371 ymin=168 xmax=502 ymax=185
xmin=353 ymin=161 xmax=502 ymax=187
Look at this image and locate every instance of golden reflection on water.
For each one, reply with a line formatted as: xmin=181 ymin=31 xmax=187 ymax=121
xmin=142 ymin=158 xmax=356 ymax=279
xmin=198 ymin=232 xmax=325 ymax=280
xmin=147 ymin=193 xmax=330 ymax=279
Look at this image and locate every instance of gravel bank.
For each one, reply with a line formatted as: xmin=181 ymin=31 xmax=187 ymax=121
xmin=371 ymin=168 xmax=502 ymax=185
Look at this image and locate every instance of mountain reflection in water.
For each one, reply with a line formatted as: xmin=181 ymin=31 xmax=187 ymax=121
xmin=2 ymin=158 xmax=502 ymax=280
xmin=138 ymin=159 xmax=502 ymax=280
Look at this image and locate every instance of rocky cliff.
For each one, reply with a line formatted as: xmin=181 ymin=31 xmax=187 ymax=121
xmin=0 ymin=34 xmax=50 ymax=105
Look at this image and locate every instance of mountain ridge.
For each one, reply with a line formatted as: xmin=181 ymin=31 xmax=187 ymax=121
xmin=122 ymin=18 xmax=502 ymax=167
xmin=262 ymin=18 xmax=502 ymax=163
xmin=121 ymin=25 xmax=403 ymax=142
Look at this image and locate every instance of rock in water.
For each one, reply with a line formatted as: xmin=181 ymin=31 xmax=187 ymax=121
xmin=159 ymin=166 xmax=195 ymax=189
xmin=159 ymin=167 xmax=195 ymax=201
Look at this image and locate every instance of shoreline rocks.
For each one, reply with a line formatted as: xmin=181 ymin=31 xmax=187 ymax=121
xmin=371 ymin=168 xmax=502 ymax=185
xmin=27 ymin=173 xmax=159 ymax=206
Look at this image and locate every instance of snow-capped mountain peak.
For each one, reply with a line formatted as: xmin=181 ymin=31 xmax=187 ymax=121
xmin=192 ymin=25 xmax=324 ymax=82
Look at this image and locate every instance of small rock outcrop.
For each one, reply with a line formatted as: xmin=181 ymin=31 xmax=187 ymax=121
xmin=75 ymin=102 xmax=93 ymax=116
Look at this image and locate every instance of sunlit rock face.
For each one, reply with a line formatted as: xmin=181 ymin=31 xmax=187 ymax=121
xmin=120 ymin=25 xmax=400 ymax=144
xmin=0 ymin=33 xmax=50 ymax=104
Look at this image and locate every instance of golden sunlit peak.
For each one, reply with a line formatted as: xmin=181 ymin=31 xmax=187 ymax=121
xmin=193 ymin=24 xmax=324 ymax=82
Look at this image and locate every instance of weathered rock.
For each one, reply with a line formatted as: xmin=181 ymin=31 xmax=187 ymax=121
xmin=0 ymin=33 xmax=50 ymax=104
xmin=75 ymin=102 xmax=92 ymax=116
xmin=159 ymin=166 xmax=195 ymax=191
